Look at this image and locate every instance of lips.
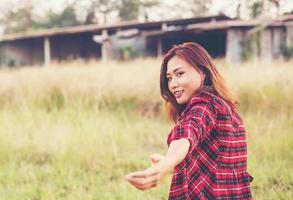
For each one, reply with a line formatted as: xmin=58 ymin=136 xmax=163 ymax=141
xmin=174 ymin=90 xmax=183 ymax=98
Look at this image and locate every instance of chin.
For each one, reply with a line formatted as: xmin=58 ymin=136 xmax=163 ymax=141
xmin=177 ymin=98 xmax=188 ymax=105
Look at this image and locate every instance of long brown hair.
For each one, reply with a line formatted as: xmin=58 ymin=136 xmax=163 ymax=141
xmin=160 ymin=42 xmax=238 ymax=123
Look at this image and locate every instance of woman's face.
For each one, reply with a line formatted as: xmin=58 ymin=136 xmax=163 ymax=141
xmin=166 ymin=55 xmax=204 ymax=105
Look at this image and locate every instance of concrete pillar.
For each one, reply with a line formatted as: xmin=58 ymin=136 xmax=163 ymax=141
xmin=260 ymin=29 xmax=273 ymax=63
xmin=162 ymin=22 xmax=168 ymax=31
xmin=157 ymin=23 xmax=167 ymax=58
xmin=249 ymin=33 xmax=259 ymax=62
xmin=286 ymin=23 xmax=293 ymax=47
xmin=44 ymin=37 xmax=51 ymax=66
xmin=226 ymin=29 xmax=245 ymax=65
xmin=271 ymin=27 xmax=285 ymax=59
xmin=157 ymin=39 xmax=163 ymax=58
xmin=101 ymin=29 xmax=111 ymax=62
xmin=0 ymin=44 xmax=4 ymax=67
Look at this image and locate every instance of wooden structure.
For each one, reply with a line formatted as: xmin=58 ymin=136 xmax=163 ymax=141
xmin=0 ymin=14 xmax=293 ymax=67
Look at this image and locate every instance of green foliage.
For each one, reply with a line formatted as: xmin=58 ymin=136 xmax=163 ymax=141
xmin=2 ymin=5 xmax=80 ymax=34
xmin=0 ymin=0 xmax=160 ymax=34
xmin=118 ymin=0 xmax=140 ymax=21
xmin=85 ymin=0 xmax=119 ymax=24
xmin=241 ymin=33 xmax=261 ymax=61
xmin=40 ymin=7 xmax=80 ymax=28
xmin=281 ymin=43 xmax=293 ymax=60
xmin=119 ymin=45 xmax=134 ymax=60
xmin=189 ymin=0 xmax=212 ymax=16
xmin=250 ymin=1 xmax=264 ymax=18
xmin=2 ymin=4 xmax=39 ymax=34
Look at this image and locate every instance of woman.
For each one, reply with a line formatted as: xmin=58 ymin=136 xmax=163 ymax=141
xmin=126 ymin=42 xmax=253 ymax=199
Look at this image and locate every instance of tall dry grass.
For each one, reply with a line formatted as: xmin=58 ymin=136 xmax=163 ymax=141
xmin=0 ymin=58 xmax=292 ymax=199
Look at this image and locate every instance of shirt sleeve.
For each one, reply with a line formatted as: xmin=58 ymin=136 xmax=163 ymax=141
xmin=167 ymin=101 xmax=215 ymax=154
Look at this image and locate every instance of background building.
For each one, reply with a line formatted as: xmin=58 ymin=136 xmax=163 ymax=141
xmin=0 ymin=13 xmax=292 ymax=67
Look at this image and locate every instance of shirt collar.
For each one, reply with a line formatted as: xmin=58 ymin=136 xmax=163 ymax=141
xmin=179 ymin=86 xmax=215 ymax=120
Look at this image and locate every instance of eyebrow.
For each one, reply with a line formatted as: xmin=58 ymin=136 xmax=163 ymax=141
xmin=166 ymin=67 xmax=183 ymax=75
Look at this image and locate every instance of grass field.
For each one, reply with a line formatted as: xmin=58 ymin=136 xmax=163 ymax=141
xmin=0 ymin=59 xmax=292 ymax=199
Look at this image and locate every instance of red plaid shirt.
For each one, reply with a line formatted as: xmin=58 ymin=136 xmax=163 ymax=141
xmin=167 ymin=87 xmax=253 ymax=200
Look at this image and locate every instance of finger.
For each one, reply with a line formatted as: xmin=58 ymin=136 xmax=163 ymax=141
xmin=127 ymin=176 xmax=149 ymax=186
xmin=126 ymin=171 xmax=146 ymax=178
xmin=150 ymin=154 xmax=159 ymax=163
xmin=150 ymin=153 xmax=164 ymax=164
xmin=128 ymin=169 xmax=157 ymax=179
xmin=127 ymin=177 xmax=149 ymax=189
xmin=127 ymin=179 xmax=144 ymax=190
xmin=136 ymin=179 xmax=159 ymax=191
xmin=129 ymin=179 xmax=157 ymax=191
xmin=152 ymin=153 xmax=164 ymax=159
xmin=127 ymin=178 xmax=141 ymax=188
xmin=127 ymin=174 xmax=158 ymax=188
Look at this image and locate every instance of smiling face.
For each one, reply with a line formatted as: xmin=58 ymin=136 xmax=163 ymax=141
xmin=166 ymin=55 xmax=204 ymax=105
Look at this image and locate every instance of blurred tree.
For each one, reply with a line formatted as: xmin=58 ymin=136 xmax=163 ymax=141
xmin=236 ymin=2 xmax=241 ymax=18
xmin=139 ymin=0 xmax=159 ymax=21
xmin=250 ymin=0 xmax=265 ymax=18
xmin=189 ymin=0 xmax=212 ymax=16
xmin=268 ymin=0 xmax=280 ymax=16
xmin=40 ymin=6 xmax=80 ymax=28
xmin=0 ymin=1 xmax=81 ymax=33
xmin=0 ymin=3 xmax=38 ymax=34
xmin=85 ymin=10 xmax=97 ymax=24
xmin=248 ymin=0 xmax=283 ymax=18
xmin=164 ymin=0 xmax=212 ymax=19
xmin=0 ymin=0 xmax=288 ymax=34
xmin=117 ymin=0 xmax=159 ymax=21
xmin=83 ymin=0 xmax=119 ymax=25
xmin=118 ymin=0 xmax=140 ymax=21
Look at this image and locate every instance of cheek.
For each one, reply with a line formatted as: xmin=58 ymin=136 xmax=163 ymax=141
xmin=193 ymin=72 xmax=203 ymax=84
xmin=195 ymin=76 xmax=203 ymax=86
xmin=186 ymin=76 xmax=202 ymax=91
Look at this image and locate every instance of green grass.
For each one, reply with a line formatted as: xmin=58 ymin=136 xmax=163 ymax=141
xmin=0 ymin=59 xmax=292 ymax=199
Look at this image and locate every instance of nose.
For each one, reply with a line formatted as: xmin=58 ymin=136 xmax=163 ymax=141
xmin=169 ymin=77 xmax=178 ymax=91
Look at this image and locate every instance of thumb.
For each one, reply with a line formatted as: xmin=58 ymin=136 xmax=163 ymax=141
xmin=150 ymin=153 xmax=164 ymax=164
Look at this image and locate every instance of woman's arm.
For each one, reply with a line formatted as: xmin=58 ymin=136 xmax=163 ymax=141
xmin=165 ymin=138 xmax=190 ymax=169
xmin=125 ymin=138 xmax=190 ymax=191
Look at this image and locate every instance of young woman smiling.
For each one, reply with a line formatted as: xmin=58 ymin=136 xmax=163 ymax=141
xmin=126 ymin=42 xmax=253 ymax=200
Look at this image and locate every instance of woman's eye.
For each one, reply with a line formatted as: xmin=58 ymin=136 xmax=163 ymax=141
xmin=167 ymin=77 xmax=172 ymax=82
xmin=177 ymin=72 xmax=184 ymax=77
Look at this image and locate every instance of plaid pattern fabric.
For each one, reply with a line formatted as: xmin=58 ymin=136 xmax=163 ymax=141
xmin=167 ymin=88 xmax=253 ymax=200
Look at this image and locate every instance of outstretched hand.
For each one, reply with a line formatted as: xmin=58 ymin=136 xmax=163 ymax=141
xmin=125 ymin=153 xmax=171 ymax=191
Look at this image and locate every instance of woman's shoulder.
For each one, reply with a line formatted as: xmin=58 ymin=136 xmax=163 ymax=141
xmin=181 ymin=87 xmax=217 ymax=117
xmin=188 ymin=87 xmax=220 ymax=106
xmin=195 ymin=87 xmax=242 ymax=119
xmin=186 ymin=86 xmax=232 ymax=116
xmin=181 ymin=87 xmax=243 ymax=124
